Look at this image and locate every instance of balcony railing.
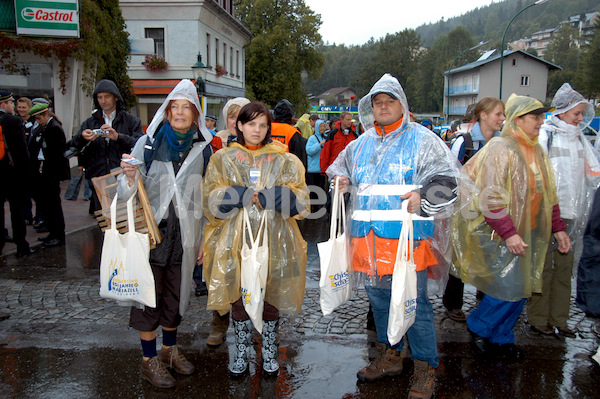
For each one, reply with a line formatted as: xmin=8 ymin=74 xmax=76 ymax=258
xmin=448 ymin=85 xmax=479 ymax=95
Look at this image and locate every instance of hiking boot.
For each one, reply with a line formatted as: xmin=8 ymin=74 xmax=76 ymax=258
xmin=230 ymin=319 xmax=251 ymax=376
xmin=554 ymin=325 xmax=577 ymax=338
xmin=446 ymin=308 xmax=467 ymax=322
xmin=206 ymin=311 xmax=230 ymax=347
xmin=140 ymin=356 xmax=176 ymax=388
xmin=357 ymin=343 xmax=403 ymax=382
xmin=530 ymin=324 xmax=555 ymax=335
xmin=159 ymin=345 xmax=195 ymax=375
xmin=408 ymin=359 xmax=435 ymax=399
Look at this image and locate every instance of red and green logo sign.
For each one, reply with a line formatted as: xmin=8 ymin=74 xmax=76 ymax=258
xmin=15 ymin=0 xmax=79 ymax=38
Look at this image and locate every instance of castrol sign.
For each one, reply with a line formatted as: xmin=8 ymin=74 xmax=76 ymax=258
xmin=15 ymin=0 xmax=80 ymax=38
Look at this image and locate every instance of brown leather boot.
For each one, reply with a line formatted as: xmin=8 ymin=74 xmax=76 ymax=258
xmin=357 ymin=343 xmax=403 ymax=382
xmin=140 ymin=357 xmax=176 ymax=388
xmin=159 ymin=345 xmax=195 ymax=375
xmin=408 ymin=359 xmax=435 ymax=399
xmin=206 ymin=311 xmax=230 ymax=347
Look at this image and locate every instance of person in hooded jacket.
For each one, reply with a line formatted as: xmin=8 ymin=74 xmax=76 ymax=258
xmin=119 ymin=80 xmax=214 ymax=389
xmin=443 ymin=97 xmax=505 ymax=322
xmin=527 ymin=83 xmax=600 ymax=336
xmin=320 ymin=111 xmax=357 ymax=174
xmin=328 ymin=74 xmax=464 ymax=399
xmin=270 ymin=99 xmax=307 ymax=166
xmin=452 ymin=94 xmax=571 ymax=360
xmin=216 ymin=97 xmax=250 ymax=146
xmin=305 ymin=119 xmax=327 ymax=212
xmin=72 ymin=79 xmax=143 ymax=214
xmin=203 ymin=101 xmax=308 ymax=377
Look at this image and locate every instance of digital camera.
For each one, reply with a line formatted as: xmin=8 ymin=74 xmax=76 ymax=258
xmin=92 ymin=128 xmax=108 ymax=136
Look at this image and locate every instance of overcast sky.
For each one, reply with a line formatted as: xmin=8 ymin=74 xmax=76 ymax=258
xmin=303 ymin=0 xmax=497 ymax=46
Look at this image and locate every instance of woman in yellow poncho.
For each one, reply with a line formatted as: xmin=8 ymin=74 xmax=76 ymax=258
xmin=452 ymin=94 xmax=570 ymax=359
xmin=202 ymin=101 xmax=309 ymax=377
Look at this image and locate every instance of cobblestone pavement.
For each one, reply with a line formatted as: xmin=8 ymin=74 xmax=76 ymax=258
xmin=2 ymin=274 xmax=599 ymax=346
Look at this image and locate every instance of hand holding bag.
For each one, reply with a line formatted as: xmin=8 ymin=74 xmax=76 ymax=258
xmin=240 ymin=207 xmax=269 ymax=333
xmin=387 ymin=200 xmax=417 ymax=346
xmin=99 ymin=192 xmax=156 ymax=308
xmin=318 ymin=176 xmax=352 ymax=316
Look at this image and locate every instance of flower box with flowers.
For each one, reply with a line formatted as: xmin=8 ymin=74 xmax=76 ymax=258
xmin=143 ymin=54 xmax=168 ymax=72
xmin=215 ymin=64 xmax=227 ymax=77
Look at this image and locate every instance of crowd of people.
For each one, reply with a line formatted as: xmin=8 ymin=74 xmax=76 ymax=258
xmin=2 ymin=72 xmax=600 ymax=399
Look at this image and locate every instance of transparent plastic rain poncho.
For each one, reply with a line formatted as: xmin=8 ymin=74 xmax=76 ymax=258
xmin=538 ymin=83 xmax=600 ymax=242
xmin=327 ymin=73 xmax=472 ymax=294
xmin=202 ymin=140 xmax=309 ymax=315
xmin=452 ymin=94 xmax=559 ymax=301
xmin=118 ymin=79 xmax=213 ymax=315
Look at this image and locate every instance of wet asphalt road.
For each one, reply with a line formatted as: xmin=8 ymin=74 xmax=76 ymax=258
xmin=1 ymin=215 xmax=599 ymax=398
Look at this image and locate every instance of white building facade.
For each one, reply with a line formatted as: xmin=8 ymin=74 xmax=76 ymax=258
xmin=120 ymin=0 xmax=251 ymax=129
xmin=444 ymin=50 xmax=560 ymax=120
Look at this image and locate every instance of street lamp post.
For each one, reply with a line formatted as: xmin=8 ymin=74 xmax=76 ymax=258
xmin=499 ymin=0 xmax=550 ymax=99
xmin=445 ymin=41 xmax=488 ymax=122
xmin=191 ymin=53 xmax=207 ymax=111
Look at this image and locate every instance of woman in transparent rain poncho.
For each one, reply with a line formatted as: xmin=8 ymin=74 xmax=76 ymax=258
xmin=527 ymin=83 xmax=600 ymax=336
xmin=452 ymin=94 xmax=571 ymax=359
xmin=202 ymin=101 xmax=308 ymax=377
xmin=327 ymin=74 xmax=467 ymax=397
xmin=119 ymin=80 xmax=215 ymax=388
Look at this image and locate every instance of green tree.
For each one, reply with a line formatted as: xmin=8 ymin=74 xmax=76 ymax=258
xmin=576 ymin=22 xmax=600 ymax=99
xmin=236 ymin=0 xmax=325 ymax=113
xmin=81 ymin=0 xmax=135 ymax=108
xmin=351 ymin=29 xmax=422 ymax=101
xmin=545 ymin=24 xmax=580 ymax=97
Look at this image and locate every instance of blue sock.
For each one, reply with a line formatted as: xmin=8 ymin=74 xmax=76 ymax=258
xmin=141 ymin=338 xmax=157 ymax=358
xmin=163 ymin=329 xmax=177 ymax=347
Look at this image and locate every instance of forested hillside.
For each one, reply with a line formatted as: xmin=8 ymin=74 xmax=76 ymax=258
xmin=303 ymin=0 xmax=599 ymax=113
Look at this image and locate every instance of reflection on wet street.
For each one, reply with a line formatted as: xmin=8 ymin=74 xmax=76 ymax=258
xmin=1 ymin=208 xmax=599 ymax=398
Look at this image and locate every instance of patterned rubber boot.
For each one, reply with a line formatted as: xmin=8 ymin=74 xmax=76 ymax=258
xmin=262 ymin=319 xmax=280 ymax=376
xmin=229 ymin=319 xmax=251 ymax=376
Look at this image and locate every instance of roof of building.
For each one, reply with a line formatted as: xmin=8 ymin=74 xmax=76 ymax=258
xmin=566 ymin=11 xmax=599 ymax=24
xmin=315 ymin=86 xmax=355 ymax=99
xmin=444 ymin=49 xmax=561 ymax=75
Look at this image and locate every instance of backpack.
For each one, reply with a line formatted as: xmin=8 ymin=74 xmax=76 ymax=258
xmin=451 ymin=132 xmax=475 ymax=165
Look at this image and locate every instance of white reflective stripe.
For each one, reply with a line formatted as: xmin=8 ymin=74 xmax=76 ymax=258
xmin=357 ymin=183 xmax=421 ymax=196
xmin=352 ymin=209 xmax=433 ymax=222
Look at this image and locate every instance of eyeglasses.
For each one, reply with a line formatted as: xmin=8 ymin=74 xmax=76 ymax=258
xmin=525 ymin=114 xmax=545 ymax=121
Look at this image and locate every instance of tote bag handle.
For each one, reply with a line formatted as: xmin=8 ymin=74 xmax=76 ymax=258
xmin=396 ymin=199 xmax=414 ymax=263
xmin=330 ymin=177 xmax=346 ymax=240
xmin=109 ymin=191 xmax=138 ymax=233
xmin=242 ymin=206 xmax=268 ymax=249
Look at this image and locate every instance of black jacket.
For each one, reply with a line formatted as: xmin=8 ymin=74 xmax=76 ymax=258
xmin=28 ymin=117 xmax=70 ymax=181
xmin=72 ymin=80 xmax=143 ymax=179
xmin=0 ymin=111 xmax=30 ymax=181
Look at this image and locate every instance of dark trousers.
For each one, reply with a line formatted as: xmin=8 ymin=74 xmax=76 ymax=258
xmin=443 ymin=274 xmax=465 ymax=311
xmin=130 ymin=262 xmax=183 ymax=331
xmin=231 ymin=298 xmax=279 ymax=321
xmin=0 ymin=186 xmax=29 ymax=253
xmin=39 ymin=177 xmax=65 ymax=240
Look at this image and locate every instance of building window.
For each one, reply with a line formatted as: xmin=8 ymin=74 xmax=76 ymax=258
xmin=145 ymin=28 xmax=165 ymax=58
xmin=223 ymin=43 xmax=227 ymax=71
xmin=512 ymin=58 xmax=517 ymax=66
xmin=236 ymin=50 xmax=240 ymax=77
xmin=521 ymin=75 xmax=530 ymax=86
xmin=206 ymin=33 xmax=211 ymax=66
xmin=215 ymin=38 xmax=219 ymax=65
xmin=230 ymin=46 xmax=233 ymax=75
